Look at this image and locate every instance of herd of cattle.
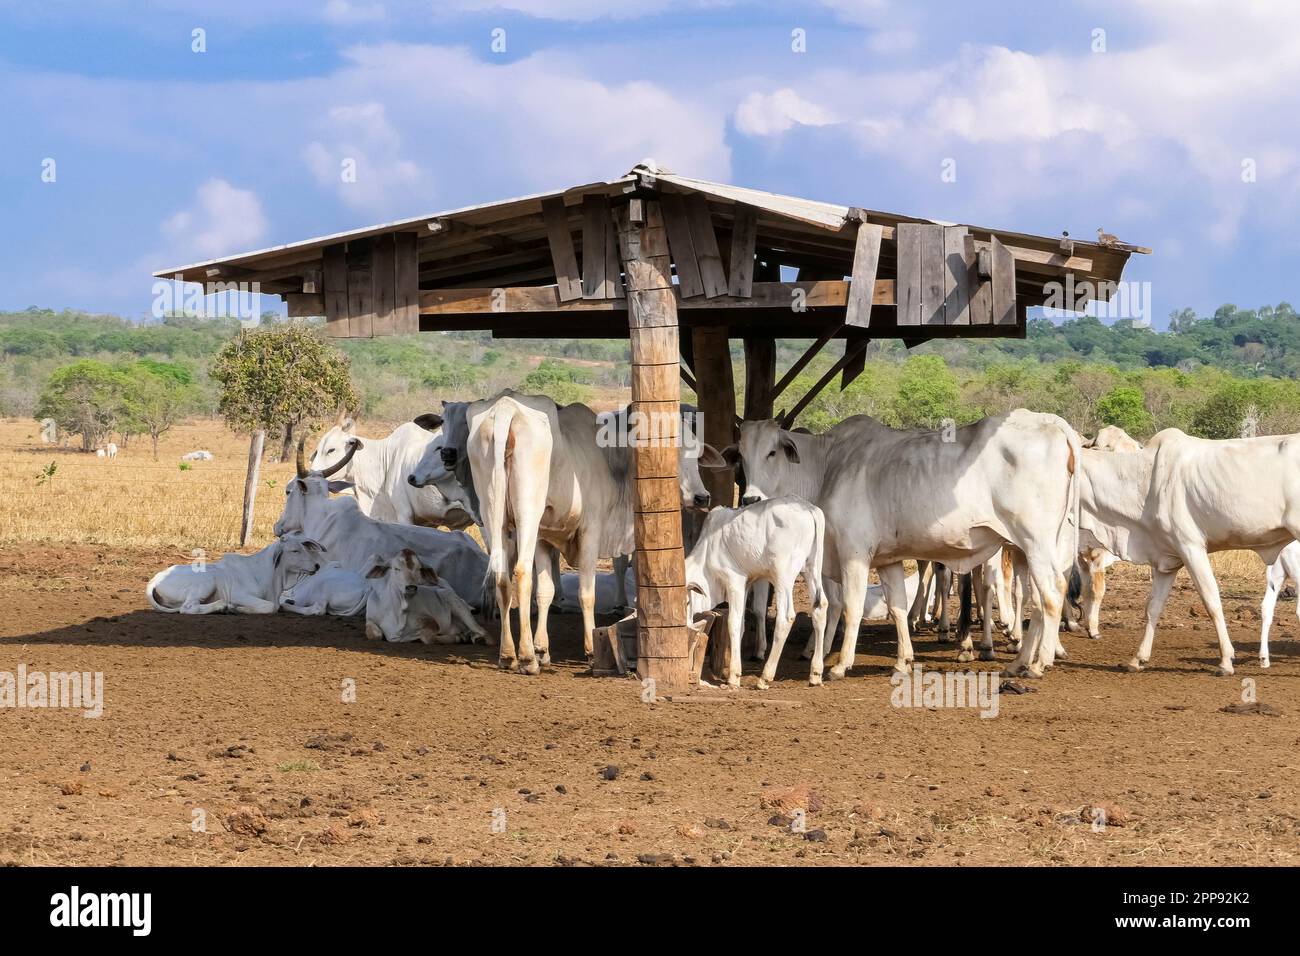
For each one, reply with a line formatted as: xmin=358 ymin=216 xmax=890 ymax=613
xmin=145 ymin=390 xmax=1300 ymax=686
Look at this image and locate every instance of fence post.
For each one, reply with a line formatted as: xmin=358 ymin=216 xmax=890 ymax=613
xmin=239 ymin=429 xmax=265 ymax=547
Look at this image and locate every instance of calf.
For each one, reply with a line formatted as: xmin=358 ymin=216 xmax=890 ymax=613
xmin=363 ymin=550 xmax=488 ymax=645
xmin=279 ymin=561 xmax=369 ymax=617
xmin=685 ymin=496 xmax=829 ymax=689
xmin=1258 ymin=539 xmax=1300 ymax=669
xmin=146 ymin=534 xmax=324 ymax=614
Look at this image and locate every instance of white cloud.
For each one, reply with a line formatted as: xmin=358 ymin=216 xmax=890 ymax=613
xmin=160 ymin=179 xmax=269 ymax=262
xmin=734 ymin=88 xmax=837 ymax=137
xmin=323 ymin=0 xmax=387 ymax=24
xmin=301 ymin=101 xmax=429 ymax=215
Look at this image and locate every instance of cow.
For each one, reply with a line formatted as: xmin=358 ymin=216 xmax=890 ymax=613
xmin=96 ymin=443 xmax=117 ymax=459
xmin=311 ymin=415 xmax=473 ymax=530
xmin=1259 ymin=540 xmax=1300 ymax=669
xmin=418 ymin=391 xmax=721 ymax=674
xmin=1080 ymin=428 xmax=1300 ymax=675
xmin=728 ymin=411 xmax=1080 ymax=680
xmin=557 ymin=565 xmax=637 ymax=615
xmin=279 ymin=561 xmax=369 ymax=617
xmin=274 ymin=439 xmax=491 ymax=611
xmin=181 ymin=450 xmax=214 ymax=462
xmin=363 ymin=549 xmax=489 ymax=645
xmin=146 ymin=534 xmax=324 ymax=614
xmin=685 ymin=496 xmax=828 ymax=688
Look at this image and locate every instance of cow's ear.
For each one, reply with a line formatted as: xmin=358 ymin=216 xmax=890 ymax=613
xmin=302 ymin=538 xmax=325 ymax=552
xmin=779 ymin=436 xmax=801 ymax=464
xmin=414 ymin=413 xmax=443 ymax=432
xmin=687 ymin=581 xmax=706 ymax=597
xmin=696 ymin=443 xmax=727 ymax=469
xmin=719 ymin=444 xmax=741 ymax=467
xmin=293 ymin=477 xmax=308 ymax=493
xmin=365 ymin=562 xmax=388 ymax=579
xmin=342 ymin=416 xmax=356 ymax=433
xmin=347 ymin=437 xmax=364 ymax=452
xmin=419 ymin=565 xmax=440 ymax=585
xmin=326 ymin=480 xmax=354 ymax=495
xmin=273 ymin=548 xmax=283 ymax=568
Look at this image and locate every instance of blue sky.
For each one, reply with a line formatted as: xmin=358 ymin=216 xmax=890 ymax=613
xmin=2 ymin=0 xmax=1296 ymax=326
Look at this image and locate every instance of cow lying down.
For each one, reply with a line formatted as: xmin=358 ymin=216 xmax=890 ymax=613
xmin=364 ymin=549 xmax=489 ymax=645
xmin=146 ymin=534 xmax=324 ymax=613
xmin=279 ymin=562 xmax=370 ymax=617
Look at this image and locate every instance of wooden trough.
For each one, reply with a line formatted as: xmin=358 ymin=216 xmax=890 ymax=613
xmin=156 ymin=164 xmax=1147 ymax=692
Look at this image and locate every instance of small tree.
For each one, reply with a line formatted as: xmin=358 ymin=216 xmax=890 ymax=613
xmin=123 ymin=359 xmax=198 ymax=460
xmin=34 ymin=359 xmax=131 ymax=452
xmin=210 ymin=322 xmax=357 ymax=545
xmin=891 ymin=354 xmax=959 ymax=429
xmin=1096 ymin=385 xmax=1154 ymax=438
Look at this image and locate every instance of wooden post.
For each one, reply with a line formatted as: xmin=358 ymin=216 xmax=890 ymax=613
xmin=239 ymin=429 xmax=265 ymax=547
xmin=743 ymin=337 xmax=776 ymax=420
xmin=614 ymin=200 xmax=691 ymax=693
xmin=691 ymin=325 xmax=737 ymax=507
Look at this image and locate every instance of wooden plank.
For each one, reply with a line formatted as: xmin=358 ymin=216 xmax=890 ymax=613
xmin=991 ymin=236 xmax=1017 ymax=326
xmin=581 ymin=194 xmax=610 ymax=299
xmin=896 ymin=224 xmax=922 ymax=327
xmin=371 ymin=233 xmax=397 ymax=336
xmin=322 ymin=243 xmax=349 ymax=337
xmin=772 ymin=322 xmax=844 ymax=401
xmin=541 ymin=197 xmax=582 ymax=302
xmin=942 ymin=226 xmax=971 ymax=326
xmin=966 ymin=235 xmax=992 ymax=326
xmin=684 ymin=192 xmax=728 ymax=298
xmin=920 ymin=224 xmax=945 ymax=326
xmin=394 ymin=232 xmax=419 ymax=333
xmin=743 ymin=336 xmax=776 ymax=420
xmin=841 ymin=331 xmax=869 ymax=390
xmin=659 ymin=192 xmax=704 ymax=298
xmin=604 ymin=218 xmax=624 ymax=298
xmin=286 ymin=293 xmax=324 ymax=317
xmin=346 ymin=238 xmax=375 ymax=338
xmin=727 ymin=202 xmax=758 ymax=297
xmin=692 ymin=327 xmax=737 ymax=506
xmin=845 ymin=222 xmax=883 ymax=329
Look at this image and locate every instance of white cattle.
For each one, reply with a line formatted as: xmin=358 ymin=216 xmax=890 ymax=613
xmin=794 ymin=570 xmax=924 ymax=661
xmin=1079 ymin=428 xmax=1300 ymax=675
xmin=181 ymin=450 xmax=214 ymax=462
xmin=146 ymin=534 xmax=324 ymax=614
xmin=557 ymin=566 xmax=637 ymax=615
xmin=729 ymin=411 xmax=1080 ymax=679
xmin=274 ymin=440 xmax=491 ymax=610
xmin=428 ymin=391 xmax=721 ymax=674
xmin=310 ymin=417 xmax=473 ymax=530
xmin=95 ymin=448 xmax=105 ymax=458
xmin=685 ymin=496 xmax=828 ymax=688
xmin=279 ymin=561 xmax=369 ymax=616
xmin=1259 ymin=540 xmax=1300 ymax=668
xmin=363 ymin=549 xmax=489 ymax=645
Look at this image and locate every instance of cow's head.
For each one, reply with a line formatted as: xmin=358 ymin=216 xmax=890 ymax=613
xmin=731 ymin=419 xmax=802 ymax=505
xmin=310 ymin=414 xmax=359 ymax=476
xmin=274 ymin=532 xmax=326 ymax=577
xmin=423 ymin=401 xmax=470 ymax=471
xmin=363 ymin=549 xmax=439 ymax=641
xmin=273 ymin=437 xmax=362 ymax=536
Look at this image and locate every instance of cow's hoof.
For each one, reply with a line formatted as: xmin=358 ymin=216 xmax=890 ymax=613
xmin=755 ymin=677 xmax=770 ymax=691
xmin=498 ymin=657 xmax=517 ymax=671
xmin=827 ymin=665 xmax=847 ymax=681
xmin=1007 ymin=640 xmax=1022 ymax=653
xmin=1215 ymin=663 xmax=1234 ymax=677
xmin=519 ymin=659 xmax=540 ymax=676
xmin=956 ymin=649 xmax=974 ymax=663
xmin=1088 ymin=632 xmax=1102 ymax=641
xmin=538 ymin=651 xmax=551 ymax=666
xmin=1122 ymin=659 xmax=1145 ymax=673
xmin=936 ymin=629 xmax=951 ymax=643
xmin=1000 ymin=664 xmax=1023 ymax=678
xmin=978 ymin=647 xmax=997 ymax=662
xmin=808 ymin=673 xmax=823 ymax=687
xmin=1024 ymin=664 xmax=1045 ymax=679
xmin=1260 ymin=657 xmax=1271 ymax=669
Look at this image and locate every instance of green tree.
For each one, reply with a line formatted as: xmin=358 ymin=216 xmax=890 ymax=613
xmin=522 ymin=360 xmax=591 ymax=407
xmin=34 ymin=360 xmax=132 ymax=452
xmin=891 ymin=355 xmax=958 ymax=428
xmin=122 ymin=360 xmax=199 ymax=460
xmin=1191 ymin=384 xmax=1250 ymax=439
xmin=210 ymin=322 xmax=358 ymax=462
xmin=1096 ymin=385 xmax=1154 ymax=437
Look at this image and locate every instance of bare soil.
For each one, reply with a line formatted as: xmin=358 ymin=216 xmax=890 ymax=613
xmin=1 ymin=545 xmax=1296 ymax=866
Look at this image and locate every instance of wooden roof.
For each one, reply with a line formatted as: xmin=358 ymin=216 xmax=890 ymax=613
xmin=154 ymin=164 xmax=1148 ymax=341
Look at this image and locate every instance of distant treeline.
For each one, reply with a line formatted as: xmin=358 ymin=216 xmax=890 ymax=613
xmin=3 ymin=302 xmax=1300 ymax=441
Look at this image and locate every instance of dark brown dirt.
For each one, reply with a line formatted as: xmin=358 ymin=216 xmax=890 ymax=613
xmin=1 ymin=544 xmax=1297 ymax=866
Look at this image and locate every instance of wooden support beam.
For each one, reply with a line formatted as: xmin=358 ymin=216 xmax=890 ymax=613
xmin=346 ymin=238 xmax=375 ymax=338
xmin=541 ymin=197 xmax=582 ymax=302
xmin=743 ymin=336 xmax=777 ymax=420
xmin=613 ymin=199 xmax=691 ymax=693
xmin=841 ymin=330 xmax=869 ymax=390
xmin=322 ymin=243 xmax=348 ymax=337
xmin=772 ymin=322 xmax=844 ymax=401
xmin=371 ymin=233 xmax=397 ymax=337
xmin=394 ymin=232 xmax=420 ymax=333
xmin=783 ymin=336 xmax=872 ymax=427
xmin=845 ymin=222 xmax=883 ymax=328
xmin=691 ymin=326 xmax=736 ymax=508
xmin=728 ymin=202 xmax=758 ymax=297
xmin=991 ymin=236 xmax=1017 ymax=326
xmin=581 ymin=194 xmax=612 ymax=299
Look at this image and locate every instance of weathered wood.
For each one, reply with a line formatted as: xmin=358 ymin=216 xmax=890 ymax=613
xmin=684 ymin=192 xmax=728 ymax=298
xmin=920 ymin=224 xmax=945 ymax=326
xmin=942 ymin=226 xmax=971 ymax=326
xmin=541 ymin=197 xmax=582 ymax=302
xmin=841 ymin=330 xmax=869 ymax=390
xmin=605 ymin=218 xmax=624 ymax=298
xmin=371 ymin=233 xmax=397 ymax=337
xmin=728 ymin=202 xmax=758 ymax=297
xmin=691 ymin=326 xmax=736 ymax=506
xmin=845 ymin=222 xmax=883 ymax=329
xmin=772 ymin=322 xmax=844 ymax=401
xmin=743 ymin=336 xmax=777 ymax=420
xmin=581 ymin=194 xmax=611 ymax=299
xmin=286 ymin=293 xmax=324 ymax=318
xmin=322 ymin=243 xmax=349 ymax=337
xmin=659 ymin=192 xmax=704 ymax=298
xmin=239 ymin=430 xmax=265 ymax=547
xmin=991 ymin=235 xmax=1017 ymax=326
xmin=346 ymin=238 xmax=375 ymax=338
xmin=393 ymin=232 xmax=419 ymax=333
xmin=966 ymin=235 xmax=993 ymax=325
xmin=896 ymin=224 xmax=922 ymax=327
xmin=615 ymin=200 xmax=691 ymax=692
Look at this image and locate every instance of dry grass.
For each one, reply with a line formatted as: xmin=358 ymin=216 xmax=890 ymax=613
xmin=0 ymin=417 xmax=345 ymax=553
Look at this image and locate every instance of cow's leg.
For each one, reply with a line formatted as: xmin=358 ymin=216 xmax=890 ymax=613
xmin=612 ymin=553 xmax=631 ymax=609
xmin=758 ymin=579 xmax=797 ymax=690
xmin=956 ymin=572 xmax=976 ymax=660
xmin=725 ymin=578 xmax=747 ymax=688
xmin=829 ymin=557 xmax=873 ymax=680
xmin=1007 ymin=550 xmax=1029 ymax=651
xmin=1125 ymin=567 xmax=1177 ymax=672
xmin=934 ymin=565 xmax=952 ymax=640
xmin=808 ymin=576 xmax=842 ymax=661
xmin=532 ymin=542 xmax=556 ymax=665
xmin=1179 ymin=548 xmax=1236 ymax=676
xmin=750 ymin=579 xmax=771 ymax=661
xmin=908 ymin=561 xmax=932 ymax=632
xmin=1003 ymin=550 xmax=1066 ymax=678
xmin=1085 ymin=563 xmax=1106 ymax=640
xmin=978 ymin=571 xmax=997 ymax=661
xmin=576 ymin=535 xmax=601 ymax=663
xmin=1259 ymin=559 xmax=1282 ymax=670
xmin=878 ymin=561 xmax=915 ymax=675
xmin=229 ymin=595 xmax=278 ymax=614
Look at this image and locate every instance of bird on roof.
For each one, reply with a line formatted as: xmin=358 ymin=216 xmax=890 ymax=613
xmin=1096 ymin=227 xmax=1123 ymax=248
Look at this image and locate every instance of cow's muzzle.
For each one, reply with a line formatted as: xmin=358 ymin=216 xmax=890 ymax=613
xmin=440 ymin=448 xmax=457 ymax=468
xmin=740 ymin=495 xmax=761 ymax=506
xmin=407 ymin=473 xmax=423 ymax=487
xmin=404 ymin=585 xmax=418 ymax=597
xmin=693 ymin=493 xmax=711 ymax=509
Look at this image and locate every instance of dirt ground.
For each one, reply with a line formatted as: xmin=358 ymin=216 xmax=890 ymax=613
xmin=1 ymin=544 xmax=1296 ymax=867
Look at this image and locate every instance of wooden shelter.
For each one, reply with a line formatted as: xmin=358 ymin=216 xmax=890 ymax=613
xmin=157 ymin=164 xmax=1147 ymax=690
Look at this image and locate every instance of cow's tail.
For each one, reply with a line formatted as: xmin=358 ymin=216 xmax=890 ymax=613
xmin=957 ymin=572 xmax=973 ymax=642
xmin=1066 ymin=560 xmax=1083 ymax=617
xmin=1055 ymin=421 xmax=1083 ymax=577
xmin=483 ymin=403 xmax=517 ymax=594
xmin=806 ymin=506 xmax=828 ymax=658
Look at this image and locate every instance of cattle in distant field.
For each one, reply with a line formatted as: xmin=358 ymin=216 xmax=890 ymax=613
xmin=181 ymin=450 xmax=214 ymax=462
xmin=363 ymin=549 xmax=489 ymax=645
xmin=1080 ymin=428 xmax=1300 ymax=674
xmin=728 ymin=410 xmax=1080 ymax=680
xmin=96 ymin=443 xmax=117 ymax=459
xmin=146 ymin=534 xmax=324 ymax=614
xmin=311 ymin=415 xmax=473 ymax=530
